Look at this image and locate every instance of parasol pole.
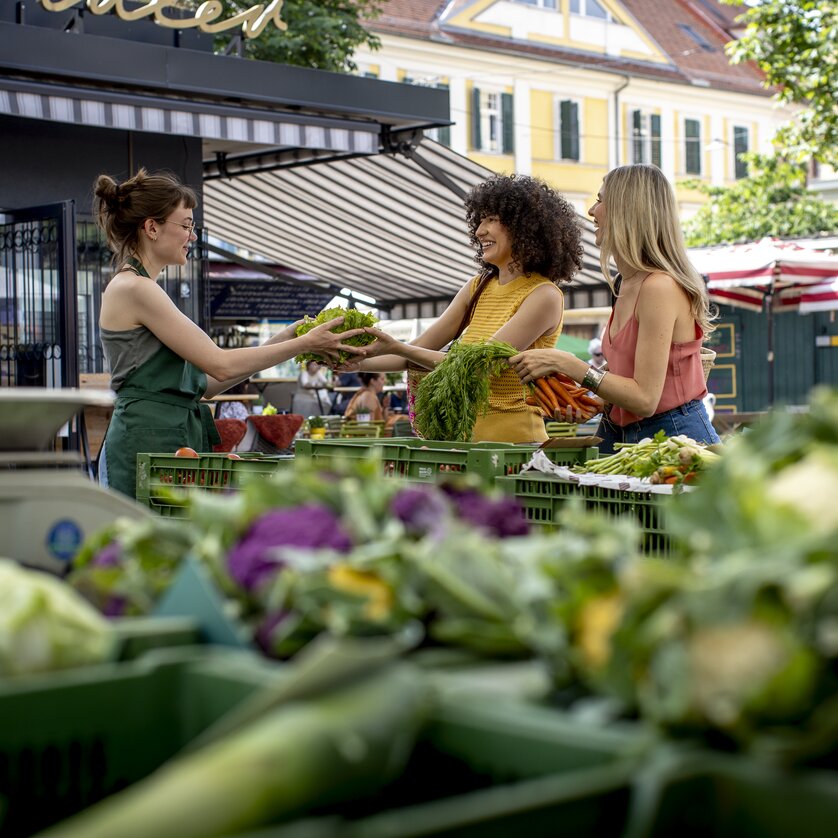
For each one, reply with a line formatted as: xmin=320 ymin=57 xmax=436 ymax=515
xmin=765 ymin=264 xmax=779 ymax=407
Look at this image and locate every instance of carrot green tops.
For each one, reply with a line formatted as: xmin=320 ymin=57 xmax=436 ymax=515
xmin=461 ymin=273 xmax=562 ymax=442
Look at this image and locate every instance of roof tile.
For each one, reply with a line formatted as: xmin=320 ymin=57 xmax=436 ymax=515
xmin=370 ymin=0 xmax=769 ymax=97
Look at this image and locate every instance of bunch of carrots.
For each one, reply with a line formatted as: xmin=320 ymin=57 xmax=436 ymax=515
xmin=526 ymin=373 xmax=603 ymax=422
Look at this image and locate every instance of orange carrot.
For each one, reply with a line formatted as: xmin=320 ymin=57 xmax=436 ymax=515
xmin=549 ymin=377 xmax=582 ymax=411
xmin=535 ymin=378 xmax=559 ymax=412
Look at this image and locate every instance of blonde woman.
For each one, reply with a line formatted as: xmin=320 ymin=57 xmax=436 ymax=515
xmin=510 ymin=164 xmax=719 ymax=454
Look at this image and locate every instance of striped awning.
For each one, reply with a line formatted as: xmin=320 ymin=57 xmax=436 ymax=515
xmin=0 ymin=78 xmax=379 ymax=154
xmin=203 ymin=138 xmax=610 ymax=308
xmin=690 ymin=238 xmax=838 ymax=313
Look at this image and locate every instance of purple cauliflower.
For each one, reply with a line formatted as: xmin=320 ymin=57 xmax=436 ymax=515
xmin=227 ymin=504 xmax=352 ymax=591
xmin=92 ymin=541 xmax=122 ymax=568
xmin=442 ymin=487 xmax=530 ymax=538
xmin=391 ymin=486 xmax=450 ymax=539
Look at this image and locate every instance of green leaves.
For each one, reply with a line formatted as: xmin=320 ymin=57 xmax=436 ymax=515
xmin=722 ymin=1 xmax=838 ymax=166
xmin=211 ymin=1 xmax=383 ymax=73
xmin=294 ymin=306 xmax=378 ymax=365
xmin=683 ymin=151 xmax=838 ymax=246
xmin=413 ymin=340 xmax=519 ymax=441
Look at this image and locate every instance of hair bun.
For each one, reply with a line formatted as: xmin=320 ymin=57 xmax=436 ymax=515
xmin=93 ymin=174 xmax=121 ymax=212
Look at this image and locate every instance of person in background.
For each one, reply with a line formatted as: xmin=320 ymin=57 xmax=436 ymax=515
xmin=588 ymin=337 xmax=607 ymax=370
xmin=332 ymin=370 xmax=363 ymax=415
xmin=294 ymin=360 xmax=331 ymax=417
xmin=343 ymin=174 xmax=583 ymax=443
xmin=216 ymin=379 xmax=252 ymax=420
xmin=93 ymin=168 xmax=371 ymax=498
xmin=510 ymin=164 xmax=720 ymax=455
xmin=343 ymin=372 xmax=389 ymax=422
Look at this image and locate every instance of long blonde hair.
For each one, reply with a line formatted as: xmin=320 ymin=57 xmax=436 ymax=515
xmin=599 ymin=164 xmax=714 ymax=334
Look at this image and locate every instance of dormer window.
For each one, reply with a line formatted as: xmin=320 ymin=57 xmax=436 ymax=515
xmin=514 ymin=0 xmax=558 ymax=9
xmin=570 ymin=0 xmax=614 ymax=22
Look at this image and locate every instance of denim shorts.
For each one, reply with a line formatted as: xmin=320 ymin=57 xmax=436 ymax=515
xmin=596 ymin=399 xmax=720 ymax=456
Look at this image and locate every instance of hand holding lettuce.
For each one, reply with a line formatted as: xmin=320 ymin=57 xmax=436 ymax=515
xmin=294 ymin=307 xmax=379 ymax=366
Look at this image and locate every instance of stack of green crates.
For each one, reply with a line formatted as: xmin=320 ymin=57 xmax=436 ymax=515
xmin=0 ymin=657 xmax=644 ymax=838
xmin=294 ymin=437 xmax=598 ymax=486
xmin=496 ymin=472 xmax=673 ymax=556
xmin=135 ymin=452 xmax=293 ymax=516
xmin=0 ymin=649 xmax=276 ymax=836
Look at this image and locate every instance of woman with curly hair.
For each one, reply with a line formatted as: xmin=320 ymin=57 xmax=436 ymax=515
xmin=510 ymin=164 xmax=720 ymax=454
xmin=354 ymin=173 xmax=582 ymax=442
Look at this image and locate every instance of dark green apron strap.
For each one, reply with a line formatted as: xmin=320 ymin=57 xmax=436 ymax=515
xmin=200 ymin=402 xmax=222 ymax=448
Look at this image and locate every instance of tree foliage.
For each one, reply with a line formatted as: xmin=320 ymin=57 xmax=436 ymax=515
xmin=207 ymin=1 xmax=383 ymax=72
xmin=723 ymin=1 xmax=838 ymax=165
xmin=683 ymin=152 xmax=838 ymax=247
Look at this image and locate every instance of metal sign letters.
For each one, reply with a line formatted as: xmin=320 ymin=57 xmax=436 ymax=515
xmin=39 ymin=1 xmax=287 ymax=39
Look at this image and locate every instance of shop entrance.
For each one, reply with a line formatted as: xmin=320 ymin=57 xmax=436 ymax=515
xmin=0 ymin=201 xmax=78 ymax=391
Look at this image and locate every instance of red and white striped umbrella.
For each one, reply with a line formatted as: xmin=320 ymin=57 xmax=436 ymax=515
xmin=689 ymin=238 xmax=838 ymax=312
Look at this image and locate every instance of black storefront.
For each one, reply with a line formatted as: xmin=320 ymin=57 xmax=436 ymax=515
xmin=0 ymin=2 xmax=450 ymax=390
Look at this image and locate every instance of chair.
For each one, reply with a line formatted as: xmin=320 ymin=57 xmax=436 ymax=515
xmin=389 ymin=417 xmax=414 ymax=438
xmin=213 ymin=418 xmax=247 ymax=452
xmin=340 ymin=420 xmax=384 ymax=438
xmin=545 ymin=421 xmax=577 ymax=439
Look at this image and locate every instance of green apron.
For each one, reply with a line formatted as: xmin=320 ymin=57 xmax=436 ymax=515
xmin=103 ymin=343 xmax=221 ymax=498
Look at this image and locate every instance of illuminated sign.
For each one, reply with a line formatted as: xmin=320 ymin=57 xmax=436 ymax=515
xmin=39 ymin=1 xmax=287 ymax=39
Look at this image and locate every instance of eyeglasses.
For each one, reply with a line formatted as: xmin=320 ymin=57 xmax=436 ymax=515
xmin=164 ymin=220 xmax=197 ymax=235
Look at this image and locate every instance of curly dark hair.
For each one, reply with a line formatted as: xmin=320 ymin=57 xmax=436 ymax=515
xmin=464 ymin=174 xmax=583 ymax=286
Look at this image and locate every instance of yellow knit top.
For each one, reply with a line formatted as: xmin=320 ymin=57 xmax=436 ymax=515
xmin=461 ymin=273 xmax=563 ymax=415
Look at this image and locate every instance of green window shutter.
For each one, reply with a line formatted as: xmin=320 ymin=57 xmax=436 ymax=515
xmin=559 ymin=100 xmax=580 ymax=161
xmin=631 ymin=109 xmax=644 ymax=164
xmin=734 ymin=126 xmax=749 ymax=179
xmin=501 ymin=92 xmax=515 ymax=154
xmin=685 ymin=118 xmax=701 ymax=175
xmin=650 ymin=113 xmax=662 ymax=168
xmin=471 ymin=87 xmax=482 ymax=150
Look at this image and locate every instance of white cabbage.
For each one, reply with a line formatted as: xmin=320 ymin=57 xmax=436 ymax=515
xmin=0 ymin=559 xmax=114 ymax=676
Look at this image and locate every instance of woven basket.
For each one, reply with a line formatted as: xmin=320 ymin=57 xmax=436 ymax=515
xmin=700 ymin=347 xmax=716 ymax=382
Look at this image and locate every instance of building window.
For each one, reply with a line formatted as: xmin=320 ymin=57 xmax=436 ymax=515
xmin=733 ymin=125 xmax=749 ymax=179
xmin=677 ymin=23 xmax=715 ymax=52
xmin=514 ymin=0 xmax=558 ymax=8
xmin=570 ymin=0 xmax=613 ymax=21
xmin=630 ymin=109 xmax=661 ymax=167
xmin=684 ymin=118 xmax=701 ymax=175
xmin=471 ymin=88 xmax=514 ymax=154
xmin=558 ymin=99 xmax=580 ymax=161
xmin=403 ymin=74 xmax=451 ymax=146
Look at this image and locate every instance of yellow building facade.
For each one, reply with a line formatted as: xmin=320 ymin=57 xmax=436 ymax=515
xmin=355 ymin=0 xmax=789 ymax=218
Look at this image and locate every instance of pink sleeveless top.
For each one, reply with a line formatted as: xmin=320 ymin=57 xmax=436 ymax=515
xmin=601 ymin=280 xmax=707 ymax=427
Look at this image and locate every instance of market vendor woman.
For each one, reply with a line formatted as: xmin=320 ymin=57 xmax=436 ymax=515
xmin=351 ymin=174 xmax=583 ymax=443
xmin=94 ymin=169 xmax=370 ymax=498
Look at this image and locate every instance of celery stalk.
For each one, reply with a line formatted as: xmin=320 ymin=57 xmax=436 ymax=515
xmin=42 ymin=664 xmax=429 ymax=838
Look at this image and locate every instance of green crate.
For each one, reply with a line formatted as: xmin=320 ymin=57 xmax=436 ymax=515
xmin=624 ymin=749 xmax=838 ymax=838
xmin=112 ymin=616 xmax=203 ymax=661
xmin=294 ymin=438 xmax=598 ymax=485
xmin=496 ymin=472 xmax=673 ymax=556
xmin=136 ymin=452 xmax=294 ymax=517
xmin=245 ymin=700 xmax=649 ymax=838
xmin=0 ymin=649 xmax=276 ymax=836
